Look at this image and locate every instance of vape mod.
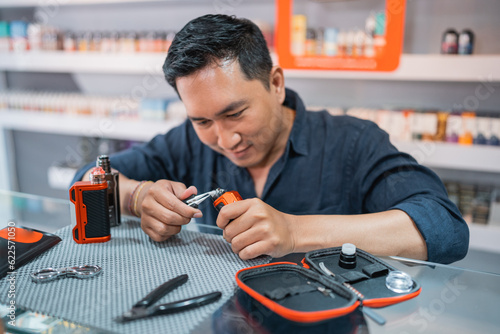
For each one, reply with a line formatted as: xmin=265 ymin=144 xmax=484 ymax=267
xmin=69 ymin=166 xmax=111 ymax=244
xmin=96 ymin=155 xmax=121 ymax=227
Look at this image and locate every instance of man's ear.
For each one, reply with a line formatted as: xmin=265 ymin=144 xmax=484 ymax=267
xmin=269 ymin=66 xmax=286 ymax=104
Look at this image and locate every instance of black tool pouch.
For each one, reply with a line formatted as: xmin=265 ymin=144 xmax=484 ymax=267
xmin=235 ymin=247 xmax=421 ymax=323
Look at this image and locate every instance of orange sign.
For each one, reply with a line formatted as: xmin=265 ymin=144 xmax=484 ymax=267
xmin=275 ymin=0 xmax=406 ymax=71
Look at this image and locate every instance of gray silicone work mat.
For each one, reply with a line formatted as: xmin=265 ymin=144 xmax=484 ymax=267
xmin=0 ymin=220 xmax=269 ymax=333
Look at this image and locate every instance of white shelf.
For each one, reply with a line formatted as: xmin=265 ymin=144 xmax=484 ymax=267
xmin=0 ymin=52 xmax=167 ymax=75
xmin=1 ymin=110 xmax=499 ymax=173
xmin=1 ymin=52 xmax=499 ymax=82
xmin=283 ymin=54 xmax=500 ymax=82
xmin=394 ymin=140 xmax=500 ymax=173
xmin=0 ymin=110 xmax=184 ymax=142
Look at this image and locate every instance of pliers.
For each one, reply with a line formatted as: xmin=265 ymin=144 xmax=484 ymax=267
xmin=182 ymin=188 xmax=226 ymax=208
xmin=116 ymin=274 xmax=221 ymax=322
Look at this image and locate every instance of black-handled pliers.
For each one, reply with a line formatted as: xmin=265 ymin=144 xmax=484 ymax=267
xmin=116 ymin=274 xmax=222 ymax=322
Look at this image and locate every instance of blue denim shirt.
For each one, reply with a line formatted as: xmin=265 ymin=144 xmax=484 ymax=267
xmin=73 ymin=88 xmax=469 ymax=264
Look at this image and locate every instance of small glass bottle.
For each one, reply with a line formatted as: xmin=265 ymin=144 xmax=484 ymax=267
xmin=305 ymin=28 xmax=316 ymax=56
xmin=323 ymin=28 xmax=338 ymax=57
xmin=458 ymin=29 xmax=474 ymax=55
xmin=91 ymin=31 xmax=102 ymax=52
xmin=63 ymin=31 xmax=76 ymax=52
xmin=441 ymin=29 xmax=458 ymax=54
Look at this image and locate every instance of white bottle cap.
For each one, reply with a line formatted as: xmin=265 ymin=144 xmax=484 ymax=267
xmin=341 ymin=243 xmax=356 ymax=255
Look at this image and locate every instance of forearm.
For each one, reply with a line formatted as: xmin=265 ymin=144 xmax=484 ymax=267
xmin=290 ymin=209 xmax=428 ymax=260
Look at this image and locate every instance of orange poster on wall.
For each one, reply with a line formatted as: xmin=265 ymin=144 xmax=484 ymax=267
xmin=275 ymin=0 xmax=406 ymax=71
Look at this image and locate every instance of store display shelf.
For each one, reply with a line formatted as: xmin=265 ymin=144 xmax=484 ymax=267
xmin=1 ymin=110 xmax=499 ymax=173
xmin=0 ymin=51 xmax=166 ymax=75
xmin=1 ymin=52 xmax=499 ymax=82
xmin=283 ymin=54 xmax=500 ymax=82
xmin=0 ymin=110 xmax=183 ymax=142
xmin=393 ymin=140 xmax=500 ymax=173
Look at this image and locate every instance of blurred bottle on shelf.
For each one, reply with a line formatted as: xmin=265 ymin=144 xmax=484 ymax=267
xmin=315 ymin=27 xmax=324 ymax=56
xmin=10 ymin=21 xmax=28 ymax=52
xmin=458 ymin=112 xmax=476 ymax=145
xmin=0 ymin=21 xmax=9 ymax=52
xmin=76 ymin=31 xmax=91 ymax=52
xmin=291 ymin=14 xmax=307 ymax=56
xmin=63 ymin=31 xmax=76 ymax=52
xmin=305 ymin=28 xmax=317 ymax=56
xmin=447 ymin=182 xmax=500 ymax=226
xmin=373 ymin=12 xmax=386 ymax=57
xmin=27 ymin=23 xmax=42 ymax=51
xmin=458 ymin=29 xmax=474 ymax=55
xmin=90 ymin=31 xmax=102 ymax=52
xmin=120 ymin=31 xmax=137 ymax=52
xmin=323 ymin=28 xmax=338 ymax=56
xmin=138 ymin=31 xmax=155 ymax=52
xmin=441 ymin=29 xmax=458 ymax=54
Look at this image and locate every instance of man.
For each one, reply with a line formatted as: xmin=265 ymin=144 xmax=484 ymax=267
xmin=73 ymin=14 xmax=468 ymax=264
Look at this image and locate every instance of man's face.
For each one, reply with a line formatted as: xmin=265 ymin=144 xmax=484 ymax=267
xmin=176 ymin=60 xmax=289 ymax=169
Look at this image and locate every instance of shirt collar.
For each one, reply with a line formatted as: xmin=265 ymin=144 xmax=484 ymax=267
xmin=283 ymin=88 xmax=309 ymax=156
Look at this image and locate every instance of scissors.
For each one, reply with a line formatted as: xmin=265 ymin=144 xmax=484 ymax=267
xmin=116 ymin=274 xmax=221 ymax=322
xmin=31 ymin=265 xmax=102 ymax=283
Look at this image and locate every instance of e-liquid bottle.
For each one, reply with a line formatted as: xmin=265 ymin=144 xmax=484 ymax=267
xmin=323 ymin=28 xmax=338 ymax=57
xmin=441 ymin=29 xmax=458 ymax=54
xmin=305 ymin=28 xmax=317 ymax=56
xmin=458 ymin=29 xmax=474 ymax=55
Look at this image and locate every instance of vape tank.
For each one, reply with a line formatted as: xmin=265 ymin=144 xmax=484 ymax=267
xmin=96 ymin=155 xmax=121 ymax=227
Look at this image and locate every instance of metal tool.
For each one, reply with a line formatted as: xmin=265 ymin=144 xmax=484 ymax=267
xmin=31 ymin=265 xmax=102 ymax=283
xmin=319 ymin=262 xmax=386 ymax=326
xmin=307 ymin=281 xmax=335 ymax=299
xmin=116 ymin=274 xmax=222 ymax=322
xmin=182 ymin=188 xmax=226 ymax=209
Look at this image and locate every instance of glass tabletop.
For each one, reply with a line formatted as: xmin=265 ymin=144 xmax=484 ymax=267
xmin=190 ymin=253 xmax=500 ymax=334
xmin=0 ymin=189 xmax=73 ymax=233
xmin=1 ymin=190 xmax=499 ymax=333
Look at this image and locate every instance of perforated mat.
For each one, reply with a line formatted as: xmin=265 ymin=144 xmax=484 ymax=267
xmin=0 ymin=220 xmax=269 ymax=333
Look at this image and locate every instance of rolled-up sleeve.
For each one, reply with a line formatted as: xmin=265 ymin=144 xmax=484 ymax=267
xmin=350 ymin=122 xmax=469 ymax=264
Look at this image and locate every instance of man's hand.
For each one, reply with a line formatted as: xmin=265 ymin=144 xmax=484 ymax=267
xmin=138 ymin=180 xmax=202 ymax=242
xmin=216 ymin=198 xmax=297 ymax=260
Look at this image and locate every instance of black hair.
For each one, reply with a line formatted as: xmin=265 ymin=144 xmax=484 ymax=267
xmin=163 ymin=14 xmax=273 ymax=94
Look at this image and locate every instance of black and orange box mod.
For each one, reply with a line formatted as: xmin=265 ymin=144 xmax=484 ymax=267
xmin=69 ymin=167 xmax=111 ymax=244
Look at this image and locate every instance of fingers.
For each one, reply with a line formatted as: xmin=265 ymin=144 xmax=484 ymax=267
xmin=139 ymin=181 xmax=202 ymax=242
xmin=217 ymin=198 xmax=295 ymax=260
xmin=216 ymin=198 xmax=254 ymax=230
xmin=238 ymin=241 xmax=273 ymax=261
xmin=143 ymin=182 xmax=200 ymax=220
xmin=141 ymin=217 xmax=182 ymax=242
xmin=229 ymin=227 xmax=276 ymax=259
